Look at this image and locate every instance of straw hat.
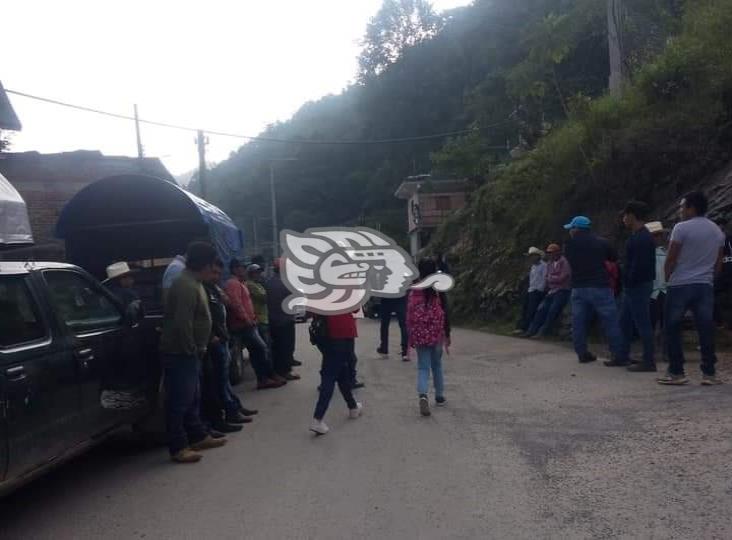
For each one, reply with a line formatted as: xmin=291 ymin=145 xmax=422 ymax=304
xmin=104 ymin=262 xmax=134 ymax=283
xmin=645 ymin=221 xmax=667 ymax=234
xmin=527 ymin=246 xmax=544 ymax=257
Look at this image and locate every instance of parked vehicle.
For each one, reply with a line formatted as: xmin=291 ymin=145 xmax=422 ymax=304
xmin=0 ymin=261 xmax=156 ymax=496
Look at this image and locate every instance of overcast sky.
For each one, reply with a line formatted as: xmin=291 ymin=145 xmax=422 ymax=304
xmin=3 ymin=0 xmax=471 ymax=176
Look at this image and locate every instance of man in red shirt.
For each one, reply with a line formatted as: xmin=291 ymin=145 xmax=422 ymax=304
xmin=310 ymin=312 xmax=363 ymax=435
xmin=225 ymin=259 xmax=284 ymax=390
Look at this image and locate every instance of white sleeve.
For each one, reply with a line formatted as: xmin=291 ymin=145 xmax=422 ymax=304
xmin=670 ymin=223 xmax=685 ymax=245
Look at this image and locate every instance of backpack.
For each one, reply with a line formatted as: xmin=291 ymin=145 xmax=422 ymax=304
xmin=309 ymin=315 xmax=328 ymax=347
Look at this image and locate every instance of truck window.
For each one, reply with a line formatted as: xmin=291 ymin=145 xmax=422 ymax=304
xmin=0 ymin=275 xmax=48 ymax=348
xmin=44 ymin=271 xmax=122 ymax=333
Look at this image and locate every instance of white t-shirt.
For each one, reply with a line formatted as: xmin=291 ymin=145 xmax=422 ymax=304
xmin=669 ymin=217 xmax=724 ymax=286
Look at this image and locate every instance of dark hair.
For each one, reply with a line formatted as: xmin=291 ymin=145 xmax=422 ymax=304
xmin=186 ymin=242 xmax=217 ymax=272
xmin=683 ymin=191 xmax=709 ymax=216
xmin=251 ymin=254 xmax=265 ymax=266
xmin=229 ymin=258 xmax=243 ymax=273
xmin=213 ymin=258 xmax=224 ymax=269
xmin=623 ymin=200 xmax=649 ymax=221
xmin=417 ymin=258 xmax=437 ymax=304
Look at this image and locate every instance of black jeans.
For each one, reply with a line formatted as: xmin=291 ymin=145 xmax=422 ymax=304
xmin=232 ymin=326 xmax=273 ymax=383
xmin=518 ymin=290 xmax=546 ymax=332
xmin=379 ymin=299 xmax=408 ymax=355
xmin=162 ymin=353 xmax=208 ymax=455
xmin=270 ymin=322 xmax=296 ymax=376
xmin=314 ymin=339 xmax=358 ymax=420
xmin=199 ymin=353 xmax=222 ymax=426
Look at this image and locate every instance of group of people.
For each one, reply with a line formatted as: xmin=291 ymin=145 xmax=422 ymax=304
xmin=514 ymin=191 xmax=726 ymax=385
xmin=152 ymin=243 xmax=303 ymax=463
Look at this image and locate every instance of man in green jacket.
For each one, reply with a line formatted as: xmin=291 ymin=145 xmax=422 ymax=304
xmin=160 ymin=242 xmax=227 ymax=464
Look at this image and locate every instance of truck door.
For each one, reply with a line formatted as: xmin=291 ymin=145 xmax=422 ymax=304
xmin=0 ymin=273 xmax=82 ymax=481
xmin=42 ymin=269 xmax=143 ymax=435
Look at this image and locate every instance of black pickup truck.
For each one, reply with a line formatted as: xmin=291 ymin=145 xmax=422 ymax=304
xmin=0 ymin=261 xmax=158 ymax=496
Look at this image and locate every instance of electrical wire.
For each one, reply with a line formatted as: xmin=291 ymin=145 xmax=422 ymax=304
xmin=5 ymin=88 xmax=511 ymax=145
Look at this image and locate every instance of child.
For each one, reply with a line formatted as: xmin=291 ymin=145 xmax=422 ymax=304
xmin=406 ymin=259 xmax=452 ymax=417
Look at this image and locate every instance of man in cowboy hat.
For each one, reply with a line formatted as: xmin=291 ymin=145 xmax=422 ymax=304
xmin=514 ymin=247 xmax=547 ymax=335
xmin=104 ymin=261 xmax=142 ymax=311
xmin=524 ymin=243 xmax=571 ymax=338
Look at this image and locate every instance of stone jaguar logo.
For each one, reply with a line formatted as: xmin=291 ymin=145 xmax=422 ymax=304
xmin=280 ymin=227 xmax=453 ymax=315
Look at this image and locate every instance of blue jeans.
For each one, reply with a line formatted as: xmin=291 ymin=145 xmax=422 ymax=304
xmin=233 ymin=326 xmax=273 ymax=383
xmin=518 ymin=290 xmax=546 ymax=332
xmin=665 ymin=284 xmax=717 ymax=376
xmin=571 ymin=288 xmax=624 ymax=359
xmin=416 ymin=345 xmax=444 ymax=398
xmin=528 ymin=289 xmax=570 ymax=336
xmin=619 ymin=282 xmax=655 ymax=365
xmin=314 ymin=339 xmax=358 ymax=420
xmin=162 ymin=353 xmax=208 ymax=456
xmin=210 ymin=341 xmax=241 ymax=415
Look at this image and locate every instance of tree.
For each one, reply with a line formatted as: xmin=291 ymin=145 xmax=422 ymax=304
xmin=358 ymin=0 xmax=444 ymax=82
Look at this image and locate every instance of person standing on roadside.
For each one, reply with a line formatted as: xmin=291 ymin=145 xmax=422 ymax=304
xmin=377 ymin=294 xmax=409 ymax=361
xmin=524 ymin=244 xmax=571 ymax=338
xmin=266 ymin=258 xmax=301 ymax=381
xmin=614 ymin=201 xmax=657 ymax=372
xmin=646 ymin=221 xmax=668 ymax=335
xmin=564 ymin=216 xmax=624 ymax=364
xmin=160 ymin=242 xmax=227 ymax=464
xmin=407 ymin=258 xmax=451 ymax=417
xmin=309 ymin=312 xmax=363 ymax=436
xmin=514 ymin=247 xmax=547 ymax=335
xmin=658 ymin=192 xmax=725 ymax=386
xmin=225 ymin=259 xmax=284 ymax=390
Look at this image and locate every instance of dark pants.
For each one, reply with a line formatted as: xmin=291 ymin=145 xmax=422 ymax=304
xmin=271 ymin=322 xmax=296 ymax=376
xmin=528 ymin=289 xmax=570 ymax=336
xmin=233 ymin=326 xmax=273 ymax=383
xmin=379 ymin=299 xmax=408 ymax=355
xmin=162 ymin=353 xmax=208 ymax=456
xmin=210 ymin=341 xmax=241 ymax=415
xmin=665 ymin=284 xmax=717 ymax=376
xmin=618 ymin=282 xmax=655 ymax=366
xmin=651 ymin=292 xmax=666 ymax=332
xmin=518 ymin=290 xmax=546 ymax=332
xmin=200 ymin=354 xmax=222 ymax=426
xmin=348 ymin=351 xmax=358 ymax=384
xmin=314 ymin=339 xmax=358 ymax=420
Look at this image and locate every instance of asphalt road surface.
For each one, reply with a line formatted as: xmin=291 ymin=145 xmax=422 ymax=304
xmin=1 ymin=321 xmax=731 ymax=539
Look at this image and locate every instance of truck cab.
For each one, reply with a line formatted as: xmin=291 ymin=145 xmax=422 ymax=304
xmin=0 ymin=261 xmax=151 ymax=495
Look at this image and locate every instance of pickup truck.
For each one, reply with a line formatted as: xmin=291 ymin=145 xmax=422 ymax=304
xmin=0 ymin=261 xmax=158 ymax=496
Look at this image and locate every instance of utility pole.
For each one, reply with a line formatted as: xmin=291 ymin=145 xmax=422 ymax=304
xmin=133 ymin=104 xmax=144 ymax=159
xmin=269 ymin=162 xmax=278 ymax=258
xmin=607 ymin=0 xmax=625 ymax=97
xmin=196 ymin=130 xmax=208 ymax=199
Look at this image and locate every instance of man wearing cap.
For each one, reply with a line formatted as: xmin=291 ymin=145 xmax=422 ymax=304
xmin=614 ymin=201 xmax=657 ymax=372
xmin=514 ymin=247 xmax=547 ymax=335
xmin=266 ymin=258 xmax=301 ymax=380
xmin=564 ymin=216 xmax=624 ymax=364
xmin=524 ymin=243 xmax=571 ymax=338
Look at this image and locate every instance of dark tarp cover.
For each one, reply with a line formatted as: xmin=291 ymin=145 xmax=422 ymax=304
xmin=56 ymin=174 xmax=243 ymax=278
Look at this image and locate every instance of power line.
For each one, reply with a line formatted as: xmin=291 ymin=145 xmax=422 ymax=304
xmin=5 ymin=88 xmax=510 ymax=145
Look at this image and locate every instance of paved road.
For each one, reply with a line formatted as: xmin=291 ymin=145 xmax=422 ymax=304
xmin=2 ymin=321 xmax=732 ymax=539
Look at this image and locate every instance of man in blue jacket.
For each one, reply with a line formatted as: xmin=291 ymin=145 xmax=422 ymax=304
xmin=612 ymin=201 xmax=657 ymax=372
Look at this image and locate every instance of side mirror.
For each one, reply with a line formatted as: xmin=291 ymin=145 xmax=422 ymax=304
xmin=124 ymin=300 xmax=144 ymax=326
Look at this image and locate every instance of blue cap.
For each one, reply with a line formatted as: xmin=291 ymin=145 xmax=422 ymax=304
xmin=564 ymin=216 xmax=592 ymax=230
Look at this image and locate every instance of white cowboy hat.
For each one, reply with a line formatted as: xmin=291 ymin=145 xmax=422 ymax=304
xmin=527 ymin=246 xmax=544 ymax=257
xmin=104 ymin=262 xmax=134 ymax=283
xmin=645 ymin=221 xmax=667 ymax=234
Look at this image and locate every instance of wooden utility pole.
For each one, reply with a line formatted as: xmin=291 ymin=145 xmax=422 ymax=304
xmin=196 ymin=130 xmax=208 ymax=199
xmin=134 ymin=104 xmax=144 ymax=159
xmin=607 ymin=0 xmax=625 ymax=97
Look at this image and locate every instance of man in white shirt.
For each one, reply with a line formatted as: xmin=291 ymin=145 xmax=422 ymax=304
xmin=514 ymin=247 xmax=547 ymax=334
xmin=658 ymin=192 xmax=725 ymax=386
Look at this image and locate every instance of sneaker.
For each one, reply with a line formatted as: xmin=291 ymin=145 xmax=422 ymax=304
xmin=436 ymin=396 xmax=447 ymax=407
xmin=212 ymin=421 xmax=243 ymax=433
xmin=190 ymin=435 xmax=227 ymax=451
xmin=352 ymin=381 xmax=365 ymax=390
xmin=284 ymin=372 xmax=301 ymax=381
xmin=627 ymin=363 xmax=657 ymax=373
xmin=402 ymin=355 xmax=410 ymax=362
xmin=349 ymin=402 xmax=363 ymax=419
xmin=701 ymin=374 xmax=724 ymax=386
xmin=656 ymin=373 xmax=690 ymax=386
xmin=209 ymin=429 xmax=226 ymax=439
xmin=310 ymin=419 xmax=329 ymax=435
xmin=240 ymin=407 xmax=259 ymax=416
xmin=579 ymin=352 xmax=597 ymax=364
xmin=226 ymin=411 xmax=253 ymax=424
xmin=419 ymin=395 xmax=431 ymax=417
xmin=171 ymin=448 xmax=203 ymax=464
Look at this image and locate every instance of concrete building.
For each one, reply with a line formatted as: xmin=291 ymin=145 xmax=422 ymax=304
xmin=395 ymin=175 xmax=470 ymax=257
xmin=0 ymin=151 xmax=175 ymax=259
